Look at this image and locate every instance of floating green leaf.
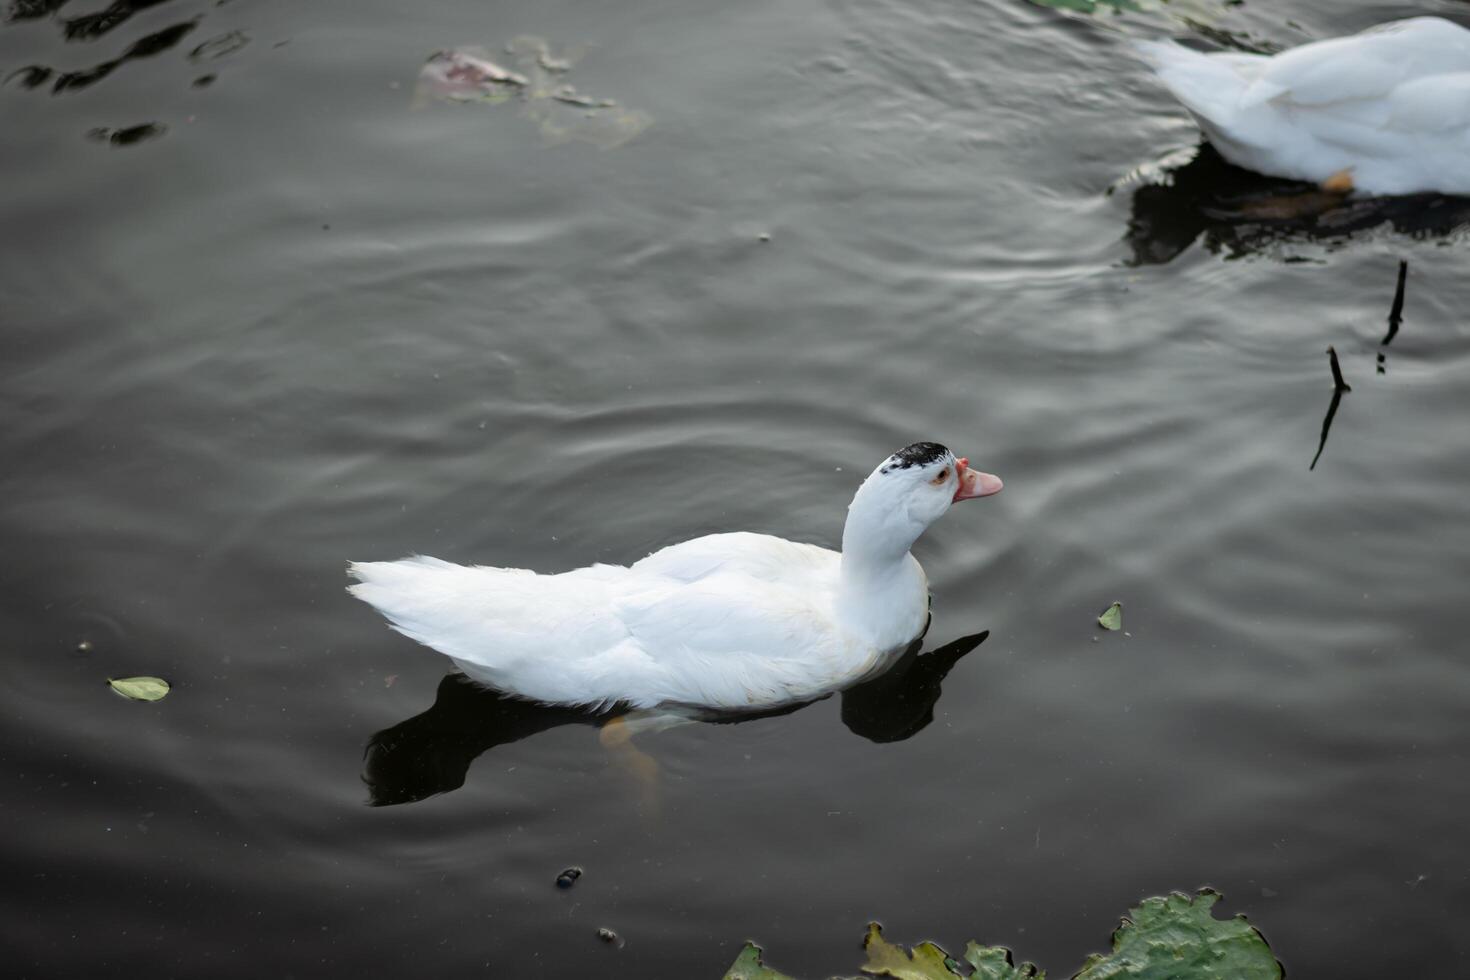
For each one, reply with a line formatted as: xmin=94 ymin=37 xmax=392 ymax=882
xmin=1097 ymin=601 xmax=1123 ymax=631
xmin=861 ymin=922 xmax=964 ymax=979
xmin=1074 ymin=890 xmax=1282 ymax=980
xmin=964 ymin=943 xmax=1044 ymax=980
xmin=722 ymin=942 xmax=797 ymax=980
xmin=720 ymin=891 xmax=1275 ymax=980
xmin=108 ymin=676 xmax=170 ymax=701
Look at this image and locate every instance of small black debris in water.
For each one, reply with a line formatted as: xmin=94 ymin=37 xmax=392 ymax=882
xmin=87 ymin=123 xmax=167 ymax=146
xmin=192 ymin=74 xmax=217 ymax=88
xmin=190 ymin=30 xmax=250 ymax=62
xmin=555 ymin=866 xmax=582 ymax=889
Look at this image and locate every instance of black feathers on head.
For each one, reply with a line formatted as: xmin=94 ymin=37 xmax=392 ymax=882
xmin=880 ymin=442 xmax=950 ymax=474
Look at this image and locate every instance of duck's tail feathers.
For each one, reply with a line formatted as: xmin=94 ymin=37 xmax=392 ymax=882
xmin=1132 ymin=39 xmax=1263 ymax=128
xmin=347 ymin=556 xmax=515 ymax=658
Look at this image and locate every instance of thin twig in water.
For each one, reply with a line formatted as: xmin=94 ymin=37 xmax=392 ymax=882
xmin=1327 ymin=345 xmax=1351 ymax=392
xmin=1383 ymin=259 xmax=1408 ymax=346
xmin=1312 ymin=347 xmax=1352 ymax=470
xmin=1310 ymin=387 xmax=1344 ymax=471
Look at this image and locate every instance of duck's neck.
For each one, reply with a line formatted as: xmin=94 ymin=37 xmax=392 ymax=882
xmin=837 ymin=486 xmax=930 ymax=649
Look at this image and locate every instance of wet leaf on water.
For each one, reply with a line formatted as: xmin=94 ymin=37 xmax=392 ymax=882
xmin=861 ymin=922 xmax=964 ymax=979
xmin=720 ymin=891 xmax=1275 ymax=980
xmin=417 ymin=47 xmax=528 ymax=102
xmin=415 ymin=37 xmax=650 ymax=148
xmin=963 ymin=944 xmax=1044 ymax=980
xmin=108 ymin=676 xmax=170 ymax=701
xmin=1097 ymin=601 xmax=1122 ymax=631
xmin=1074 ymin=890 xmax=1282 ymax=979
xmin=722 ymin=942 xmax=798 ymax=980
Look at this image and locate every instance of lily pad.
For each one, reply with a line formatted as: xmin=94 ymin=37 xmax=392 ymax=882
xmin=721 ymin=891 xmax=1274 ymax=980
xmin=108 ymin=676 xmax=170 ymax=701
xmin=861 ymin=922 xmax=964 ymax=979
xmin=722 ymin=942 xmax=797 ymax=980
xmin=1097 ymin=601 xmax=1123 ymax=631
xmin=1074 ymin=890 xmax=1282 ymax=979
xmin=964 ymin=944 xmax=1043 ymax=980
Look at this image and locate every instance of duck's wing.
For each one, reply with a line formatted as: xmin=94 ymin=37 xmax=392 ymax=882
xmin=1243 ymin=23 xmax=1470 ymax=188
xmin=1383 ymin=73 xmax=1470 ymax=133
xmin=1247 ymin=18 xmax=1470 ymax=108
xmin=610 ymin=572 xmax=847 ymax=710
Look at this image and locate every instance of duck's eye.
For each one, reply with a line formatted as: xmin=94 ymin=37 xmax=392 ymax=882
xmin=932 ymin=468 xmax=949 ymax=485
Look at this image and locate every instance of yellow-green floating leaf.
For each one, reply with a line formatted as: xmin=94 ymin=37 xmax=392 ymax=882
xmin=1097 ymin=601 xmax=1122 ymax=631
xmin=722 ymin=942 xmax=797 ymax=980
xmin=861 ymin=922 xmax=964 ymax=979
xmin=108 ymin=676 xmax=170 ymax=701
xmin=717 ymin=891 xmax=1275 ymax=980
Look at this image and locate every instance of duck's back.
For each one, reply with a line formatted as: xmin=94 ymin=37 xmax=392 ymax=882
xmin=631 ymin=531 xmax=837 ymax=585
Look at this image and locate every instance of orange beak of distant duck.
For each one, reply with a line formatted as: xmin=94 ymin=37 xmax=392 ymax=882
xmin=952 ymin=457 xmax=1003 ymax=502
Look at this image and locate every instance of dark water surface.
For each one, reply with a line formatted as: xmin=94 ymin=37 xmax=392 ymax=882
xmin=4 ymin=0 xmax=1470 ymax=976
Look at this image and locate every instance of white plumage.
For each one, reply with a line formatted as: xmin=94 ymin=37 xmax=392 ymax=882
xmin=1135 ymin=16 xmax=1470 ymax=196
xmin=349 ymin=443 xmax=1003 ymax=710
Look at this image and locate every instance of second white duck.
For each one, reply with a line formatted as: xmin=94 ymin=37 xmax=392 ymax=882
xmin=1134 ymin=16 xmax=1470 ymax=196
xmin=349 ymin=442 xmax=1003 ymax=711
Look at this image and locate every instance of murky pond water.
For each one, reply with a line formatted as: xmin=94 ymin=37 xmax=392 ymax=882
xmin=4 ymin=0 xmax=1469 ymax=976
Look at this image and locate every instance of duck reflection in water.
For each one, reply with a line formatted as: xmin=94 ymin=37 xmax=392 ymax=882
xmin=362 ymin=630 xmax=987 ymax=807
xmin=1123 ymin=144 xmax=1470 ymax=266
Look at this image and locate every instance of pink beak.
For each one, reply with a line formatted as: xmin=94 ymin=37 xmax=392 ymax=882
xmin=952 ymin=457 xmax=1003 ymax=502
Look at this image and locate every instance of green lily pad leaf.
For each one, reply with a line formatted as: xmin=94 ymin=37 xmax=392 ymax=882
xmin=108 ymin=676 xmax=170 ymax=701
xmin=963 ymin=943 xmax=1044 ymax=980
xmin=1074 ymin=890 xmax=1282 ymax=980
xmin=860 ymin=923 xmax=963 ymax=979
xmin=722 ymin=942 xmax=798 ymax=980
xmin=1097 ymin=601 xmax=1123 ymax=631
xmin=719 ymin=891 xmax=1278 ymax=980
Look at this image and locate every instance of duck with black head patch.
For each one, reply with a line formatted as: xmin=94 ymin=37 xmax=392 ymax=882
xmin=349 ymin=442 xmax=1002 ymax=711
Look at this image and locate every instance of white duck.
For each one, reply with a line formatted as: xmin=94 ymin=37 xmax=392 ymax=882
xmin=1134 ymin=16 xmax=1470 ymax=196
xmin=349 ymin=443 xmax=1003 ymax=711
